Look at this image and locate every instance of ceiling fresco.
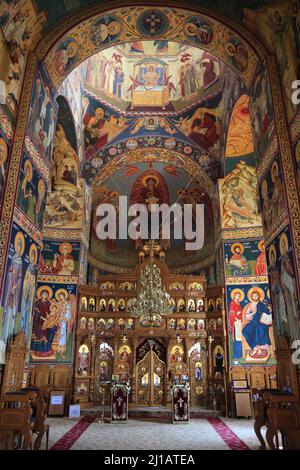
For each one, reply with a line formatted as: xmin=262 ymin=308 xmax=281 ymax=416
xmin=33 ymin=1 xmax=281 ymax=34
xmin=81 ymin=41 xmax=222 ymax=113
xmin=56 ymin=39 xmax=243 ymax=185
xmin=90 ymin=160 xmax=215 ymax=270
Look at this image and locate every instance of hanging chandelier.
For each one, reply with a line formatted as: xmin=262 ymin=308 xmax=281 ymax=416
xmin=129 ymin=251 xmax=172 ymax=325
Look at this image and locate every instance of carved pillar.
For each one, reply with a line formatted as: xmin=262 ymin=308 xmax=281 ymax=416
xmin=131 ymin=337 xmax=138 ymax=404
xmin=89 ymin=334 xmax=96 ymax=403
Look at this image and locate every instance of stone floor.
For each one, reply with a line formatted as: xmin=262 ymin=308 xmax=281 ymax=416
xmin=41 ymin=414 xmax=263 ymax=450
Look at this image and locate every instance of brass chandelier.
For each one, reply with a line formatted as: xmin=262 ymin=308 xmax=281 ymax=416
xmin=129 ymin=257 xmax=172 ymax=325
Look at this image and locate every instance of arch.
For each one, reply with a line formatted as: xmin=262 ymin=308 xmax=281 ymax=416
xmin=34 ymin=2 xmax=269 ymax=90
xmin=91 ymin=148 xmax=215 ymax=194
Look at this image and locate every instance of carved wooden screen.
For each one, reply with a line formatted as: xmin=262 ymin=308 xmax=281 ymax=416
xmin=0 ymin=332 xmax=27 ymax=398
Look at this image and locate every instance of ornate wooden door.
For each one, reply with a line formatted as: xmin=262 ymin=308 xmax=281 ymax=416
xmin=136 ymin=346 xmax=165 ymax=406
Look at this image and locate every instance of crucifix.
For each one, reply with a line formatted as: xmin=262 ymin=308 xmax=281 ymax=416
xmin=145 ymin=13 xmax=162 ymax=34
xmin=178 ymin=397 xmax=184 ymax=408
xmin=117 ymin=396 xmax=123 ymax=406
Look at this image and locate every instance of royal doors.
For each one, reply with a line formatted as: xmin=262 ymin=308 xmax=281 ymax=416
xmin=136 ymin=342 xmax=166 ymax=406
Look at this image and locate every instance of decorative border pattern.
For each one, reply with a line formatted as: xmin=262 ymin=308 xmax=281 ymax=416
xmin=24 ymin=135 xmax=49 ymax=182
xmin=0 ymin=52 xmax=37 ymax=288
xmin=226 ymin=276 xmax=268 ymax=285
xmin=43 ymin=227 xmax=83 ymax=241
xmin=267 ymin=55 xmax=300 ymax=279
xmin=13 ymin=206 xmax=43 ymax=245
xmin=221 ymin=227 xmax=264 ymax=240
xmin=38 ymin=274 xmax=79 ymax=284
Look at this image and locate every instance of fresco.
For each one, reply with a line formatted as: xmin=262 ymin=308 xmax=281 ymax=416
xmin=219 ymin=161 xmax=262 ymax=229
xmin=225 ymin=95 xmax=254 ymax=157
xmin=267 ymin=225 xmax=300 ymax=344
xmin=226 ymin=282 xmax=275 ymax=366
xmin=90 ymin=161 xmax=214 ymax=269
xmin=30 ymin=281 xmax=77 ymax=363
xmin=27 ymin=62 xmax=58 ymax=161
xmin=81 ymin=41 xmax=221 ymax=112
xmin=43 ymin=115 xmax=85 ymax=230
xmin=259 ymin=155 xmax=287 ymax=231
xmin=224 ymin=239 xmax=267 ymax=277
xmin=0 ymin=222 xmax=40 ymax=363
xmin=249 ymin=64 xmax=275 ymax=162
xmin=0 ymin=130 xmax=10 ymax=206
xmin=174 ymin=91 xmax=223 ymax=152
xmin=293 ymin=137 xmax=300 ymax=197
xmin=16 ymin=154 xmax=47 ymax=230
xmin=82 ymin=95 xmax=132 ymax=159
xmin=39 ymin=241 xmax=80 ymax=276
xmin=0 ymin=1 xmax=46 ymax=112
xmin=58 ymin=68 xmax=85 ymax=162
xmin=242 ymin=1 xmax=300 ymax=120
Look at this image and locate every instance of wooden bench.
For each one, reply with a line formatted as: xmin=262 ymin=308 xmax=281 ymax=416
xmin=0 ymin=391 xmax=36 ymax=450
xmin=252 ymin=388 xmax=300 ymax=450
xmin=22 ymin=387 xmax=49 ymax=450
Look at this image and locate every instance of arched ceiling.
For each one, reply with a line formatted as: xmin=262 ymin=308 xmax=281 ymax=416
xmin=89 ymin=149 xmax=219 ymax=272
xmin=43 ymin=5 xmax=261 ymax=88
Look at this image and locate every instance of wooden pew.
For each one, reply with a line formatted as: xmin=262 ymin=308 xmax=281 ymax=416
xmin=0 ymin=391 xmax=36 ymax=450
xmin=263 ymin=391 xmax=300 ymax=450
xmin=21 ymin=387 xmax=48 ymax=450
xmin=252 ymin=388 xmax=300 ymax=450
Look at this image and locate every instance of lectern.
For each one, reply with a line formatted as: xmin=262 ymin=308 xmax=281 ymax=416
xmin=111 ymin=382 xmax=131 ymax=423
xmin=172 ymin=383 xmax=190 ymax=423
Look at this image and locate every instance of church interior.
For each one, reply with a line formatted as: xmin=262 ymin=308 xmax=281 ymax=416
xmin=0 ymin=0 xmax=300 ymax=452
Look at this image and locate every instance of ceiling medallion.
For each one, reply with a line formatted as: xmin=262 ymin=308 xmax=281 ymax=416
xmin=136 ymin=10 xmax=170 ymax=37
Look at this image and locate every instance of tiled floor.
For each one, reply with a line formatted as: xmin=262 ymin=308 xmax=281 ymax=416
xmin=42 ymin=415 xmax=262 ymax=450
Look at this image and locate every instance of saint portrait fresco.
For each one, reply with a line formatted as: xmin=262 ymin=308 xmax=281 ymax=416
xmin=259 ymin=156 xmax=287 ymax=230
xmin=0 ymin=135 xmax=9 ymax=205
xmin=16 ymin=156 xmax=47 ymax=230
xmin=28 ymin=63 xmax=58 ymax=161
xmin=30 ymin=283 xmax=77 ymax=363
xmin=267 ymin=227 xmax=300 ymax=345
xmin=224 ymin=240 xmax=267 ymax=277
xmin=0 ymin=223 xmax=39 ymax=364
xmin=227 ymin=284 xmax=275 ymax=365
xmin=39 ymin=241 xmax=80 ymax=276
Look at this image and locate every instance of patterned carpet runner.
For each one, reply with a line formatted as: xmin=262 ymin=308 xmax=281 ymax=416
xmin=206 ymin=417 xmax=250 ymax=450
xmin=50 ymin=415 xmax=96 ymax=450
xmin=50 ymin=415 xmax=250 ymax=450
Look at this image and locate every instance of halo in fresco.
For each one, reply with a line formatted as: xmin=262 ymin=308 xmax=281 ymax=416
xmin=183 ymin=16 xmax=213 ymax=45
xmin=14 ymin=231 xmax=25 ymax=256
xmin=90 ymin=15 xmax=123 ymax=47
xmin=136 ymin=9 xmax=170 ymax=37
xmin=36 ymin=285 xmax=53 ymax=299
xmin=247 ymin=286 xmax=265 ymax=301
xmin=54 ymin=37 xmax=79 ymax=75
xmin=230 ymin=288 xmax=245 ymax=301
xmin=29 ymin=243 xmax=38 ymax=264
xmin=279 ymin=232 xmax=289 ymax=255
xmin=231 ymin=242 xmax=245 ymax=254
xmin=225 ymin=38 xmax=249 ymax=73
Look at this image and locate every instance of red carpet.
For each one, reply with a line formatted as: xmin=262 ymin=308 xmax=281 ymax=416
xmin=50 ymin=415 xmax=96 ymax=450
xmin=207 ymin=417 xmax=250 ymax=450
